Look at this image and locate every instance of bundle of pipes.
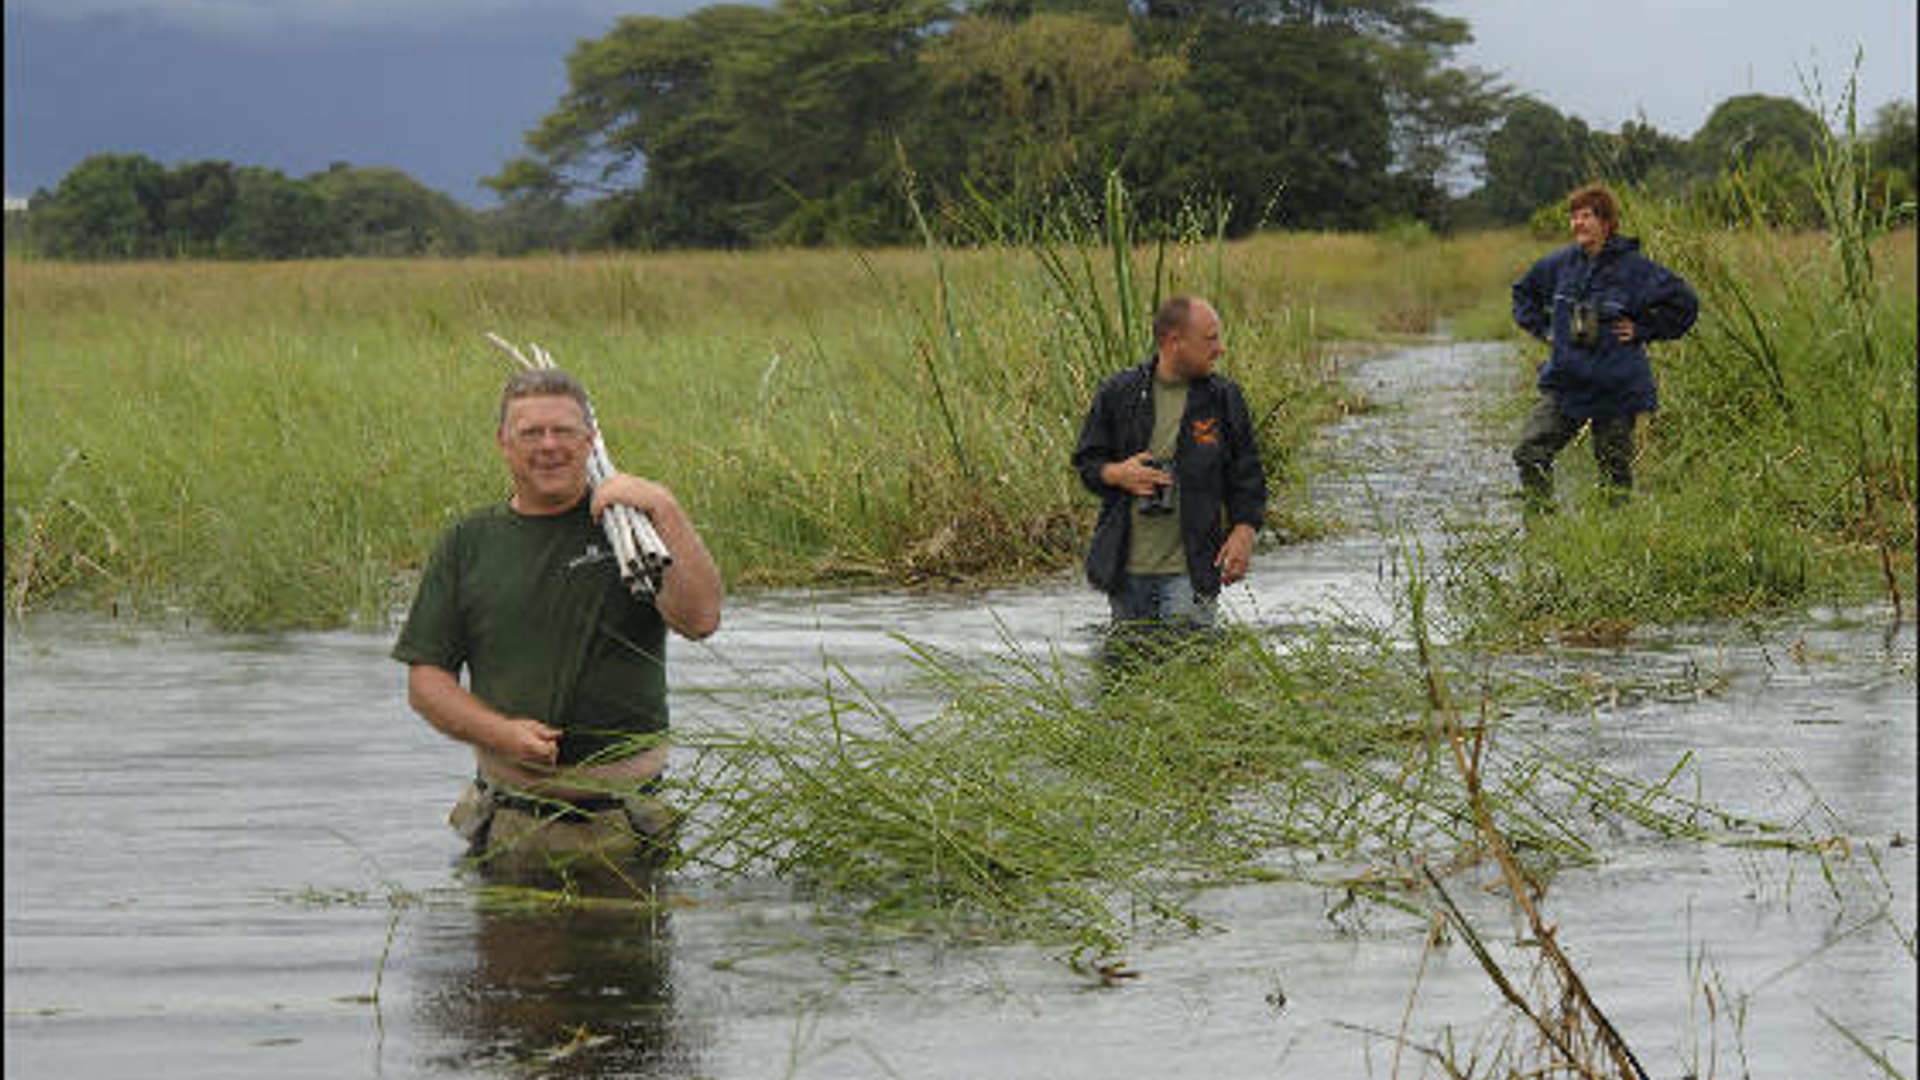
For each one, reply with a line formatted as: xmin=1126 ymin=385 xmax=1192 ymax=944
xmin=485 ymin=332 xmax=673 ymax=598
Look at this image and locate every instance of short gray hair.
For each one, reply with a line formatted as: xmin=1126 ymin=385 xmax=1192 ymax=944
xmin=1153 ymin=296 xmax=1203 ymax=344
xmin=497 ymin=368 xmax=592 ymax=430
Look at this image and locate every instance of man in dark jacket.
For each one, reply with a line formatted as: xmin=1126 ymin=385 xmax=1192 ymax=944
xmin=1511 ymin=183 xmax=1698 ymax=509
xmin=1072 ymin=296 xmax=1267 ymax=627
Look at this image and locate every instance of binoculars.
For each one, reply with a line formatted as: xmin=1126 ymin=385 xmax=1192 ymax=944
xmin=1568 ymin=300 xmax=1623 ymax=349
xmin=1139 ymin=458 xmax=1177 ymax=516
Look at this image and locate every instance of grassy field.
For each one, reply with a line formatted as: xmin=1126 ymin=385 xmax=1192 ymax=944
xmin=4 ymin=227 xmax=1536 ymax=629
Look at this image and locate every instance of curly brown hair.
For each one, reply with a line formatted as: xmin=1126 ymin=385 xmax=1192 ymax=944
xmin=1567 ymin=183 xmax=1620 ymax=228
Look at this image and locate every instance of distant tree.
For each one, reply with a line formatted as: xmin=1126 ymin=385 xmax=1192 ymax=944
xmin=1690 ymin=93 xmax=1826 ymax=175
xmin=494 ymin=0 xmax=947 ymax=247
xmin=1590 ymin=116 xmax=1689 ymax=188
xmin=218 ymin=167 xmax=337 ymax=259
xmin=151 ymin=160 xmax=239 ymax=256
xmin=1864 ymin=98 xmax=1917 ymax=218
xmin=473 ymin=195 xmax=596 ymax=255
xmin=1476 ymin=97 xmax=1590 ymax=225
xmin=1123 ymin=18 xmax=1394 ymax=232
xmin=1867 ymin=99 xmax=1916 ymax=174
xmin=308 ymin=165 xmax=475 ymax=255
xmin=494 ymin=0 xmax=1500 ymax=245
xmin=915 ymin=12 xmax=1184 ymax=210
xmin=34 ymin=152 xmax=169 ymax=258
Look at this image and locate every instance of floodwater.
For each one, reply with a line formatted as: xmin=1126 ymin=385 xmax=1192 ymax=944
xmin=6 ymin=341 xmax=1914 ymax=1079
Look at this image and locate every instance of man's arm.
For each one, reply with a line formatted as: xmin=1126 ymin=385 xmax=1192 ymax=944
xmin=592 ymin=473 xmax=722 ymax=640
xmin=1071 ymin=377 xmax=1131 ymax=496
xmin=406 ymin=663 xmax=560 ymax=766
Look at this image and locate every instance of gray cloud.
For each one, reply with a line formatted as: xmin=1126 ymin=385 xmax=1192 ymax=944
xmin=7 ymin=0 xmax=651 ymax=38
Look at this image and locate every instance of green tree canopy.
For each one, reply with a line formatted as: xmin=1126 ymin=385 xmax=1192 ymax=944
xmin=915 ymin=12 xmax=1185 ymax=208
xmin=34 ymin=152 xmax=169 ymax=258
xmin=1477 ymin=97 xmax=1590 ymax=225
xmin=309 ymin=164 xmax=475 ymax=255
xmin=1690 ymin=93 xmax=1826 ymax=174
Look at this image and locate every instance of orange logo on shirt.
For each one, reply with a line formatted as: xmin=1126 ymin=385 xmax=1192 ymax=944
xmin=1190 ymin=418 xmax=1220 ymax=445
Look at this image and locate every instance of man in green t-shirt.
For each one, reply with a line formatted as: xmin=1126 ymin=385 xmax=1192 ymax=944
xmin=393 ymin=368 xmax=722 ymax=867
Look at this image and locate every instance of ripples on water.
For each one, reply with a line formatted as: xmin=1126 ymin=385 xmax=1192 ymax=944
xmin=6 ymin=342 xmax=1914 ymax=1078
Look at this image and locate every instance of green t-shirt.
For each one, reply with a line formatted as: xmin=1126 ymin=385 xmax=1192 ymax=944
xmin=392 ymin=499 xmax=668 ymax=766
xmin=1127 ymin=376 xmax=1188 ymax=575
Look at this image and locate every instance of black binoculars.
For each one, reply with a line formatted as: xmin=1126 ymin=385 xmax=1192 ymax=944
xmin=1139 ymin=458 xmax=1176 ymax=516
xmin=1568 ymin=300 xmax=1623 ymax=349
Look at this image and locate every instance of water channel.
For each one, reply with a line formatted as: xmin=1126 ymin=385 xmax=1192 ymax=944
xmin=6 ymin=340 xmax=1914 ymax=1079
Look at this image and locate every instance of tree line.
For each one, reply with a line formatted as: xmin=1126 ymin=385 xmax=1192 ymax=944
xmin=8 ymin=0 xmax=1916 ymax=260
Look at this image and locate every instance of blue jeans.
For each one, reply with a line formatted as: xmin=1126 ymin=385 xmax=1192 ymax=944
xmin=1108 ymin=573 xmax=1217 ymax=629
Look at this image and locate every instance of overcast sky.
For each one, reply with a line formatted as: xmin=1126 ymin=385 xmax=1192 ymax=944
xmin=5 ymin=0 xmax=1916 ymax=206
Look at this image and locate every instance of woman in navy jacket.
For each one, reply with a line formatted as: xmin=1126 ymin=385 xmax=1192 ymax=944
xmin=1511 ymin=183 xmax=1698 ymax=508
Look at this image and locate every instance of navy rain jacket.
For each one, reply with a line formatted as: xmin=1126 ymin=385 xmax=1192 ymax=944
xmin=1072 ymin=355 xmax=1268 ymax=598
xmin=1512 ymin=234 xmax=1699 ymax=420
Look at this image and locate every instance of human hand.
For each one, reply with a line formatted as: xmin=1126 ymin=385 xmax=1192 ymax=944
xmin=496 ymin=717 xmax=561 ymax=766
xmin=1215 ymin=524 xmax=1256 ymax=585
xmin=591 ymin=472 xmax=675 ymax=522
xmin=1610 ymin=315 xmax=1636 ymax=343
xmin=1105 ymin=452 xmax=1172 ymax=496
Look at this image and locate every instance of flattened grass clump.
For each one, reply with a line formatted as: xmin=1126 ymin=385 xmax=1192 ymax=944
xmin=658 ymin=606 xmax=1803 ymax=965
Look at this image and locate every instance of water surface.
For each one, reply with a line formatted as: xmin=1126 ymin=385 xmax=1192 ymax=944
xmin=7 ymin=340 xmax=1913 ymax=1078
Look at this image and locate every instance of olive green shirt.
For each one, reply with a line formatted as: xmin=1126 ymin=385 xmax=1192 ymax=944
xmin=392 ymin=499 xmax=668 ymax=765
xmin=1127 ymin=376 xmax=1189 ymax=575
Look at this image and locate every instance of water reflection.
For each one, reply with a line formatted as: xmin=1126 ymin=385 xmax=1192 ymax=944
xmin=412 ymin=869 xmax=699 ymax=1079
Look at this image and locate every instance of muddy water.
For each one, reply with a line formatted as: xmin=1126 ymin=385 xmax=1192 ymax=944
xmin=6 ymin=341 xmax=1914 ymax=1079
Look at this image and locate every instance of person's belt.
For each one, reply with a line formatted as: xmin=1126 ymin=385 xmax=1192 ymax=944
xmin=475 ymin=774 xmax=656 ymax=823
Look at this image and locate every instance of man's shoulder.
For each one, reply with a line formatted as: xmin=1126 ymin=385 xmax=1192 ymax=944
xmin=444 ymin=499 xmax=514 ymax=532
xmin=1095 ymin=362 xmax=1151 ymax=397
xmin=426 ymin=500 xmax=515 ymax=552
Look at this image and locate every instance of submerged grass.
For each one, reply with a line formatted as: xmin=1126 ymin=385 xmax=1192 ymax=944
xmin=647 ymin=553 xmax=1851 ymax=969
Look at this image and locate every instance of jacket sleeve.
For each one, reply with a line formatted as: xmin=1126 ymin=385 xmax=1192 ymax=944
xmin=1511 ymin=255 xmax=1555 ymax=342
xmin=1222 ymin=381 xmax=1268 ymax=529
xmin=1632 ymin=260 xmax=1699 ymax=342
xmin=1071 ymin=379 xmax=1120 ymax=497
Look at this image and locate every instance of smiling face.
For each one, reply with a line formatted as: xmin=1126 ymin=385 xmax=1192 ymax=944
xmin=497 ymin=393 xmax=594 ymax=514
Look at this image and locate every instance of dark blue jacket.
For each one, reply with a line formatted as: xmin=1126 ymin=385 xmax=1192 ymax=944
xmin=1512 ymin=235 xmax=1698 ymax=420
xmin=1072 ymin=356 xmax=1267 ymax=597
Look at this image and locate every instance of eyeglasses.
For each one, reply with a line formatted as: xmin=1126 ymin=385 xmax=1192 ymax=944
xmin=510 ymin=424 xmax=591 ymax=447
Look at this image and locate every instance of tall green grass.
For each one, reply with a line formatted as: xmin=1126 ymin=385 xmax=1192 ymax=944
xmin=1449 ymin=92 xmax=1916 ymax=639
xmin=5 ymin=224 xmax=1534 ymax=629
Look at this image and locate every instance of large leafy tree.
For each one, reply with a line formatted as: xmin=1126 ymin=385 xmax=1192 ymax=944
xmin=492 ymin=0 xmax=948 ymax=247
xmin=309 ymin=164 xmax=475 ymax=255
xmin=1127 ymin=18 xmax=1395 ymax=231
xmin=914 ymin=12 xmax=1185 ymax=209
xmin=217 ymin=167 xmax=337 ymax=259
xmin=494 ymin=0 xmax=1501 ymax=244
xmin=34 ymin=152 xmax=169 ymax=258
xmin=1690 ymin=94 xmax=1826 ymax=174
xmin=156 ymin=160 xmax=239 ymax=256
xmin=1867 ymin=99 xmax=1916 ymax=175
xmin=1477 ymin=97 xmax=1591 ymax=225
